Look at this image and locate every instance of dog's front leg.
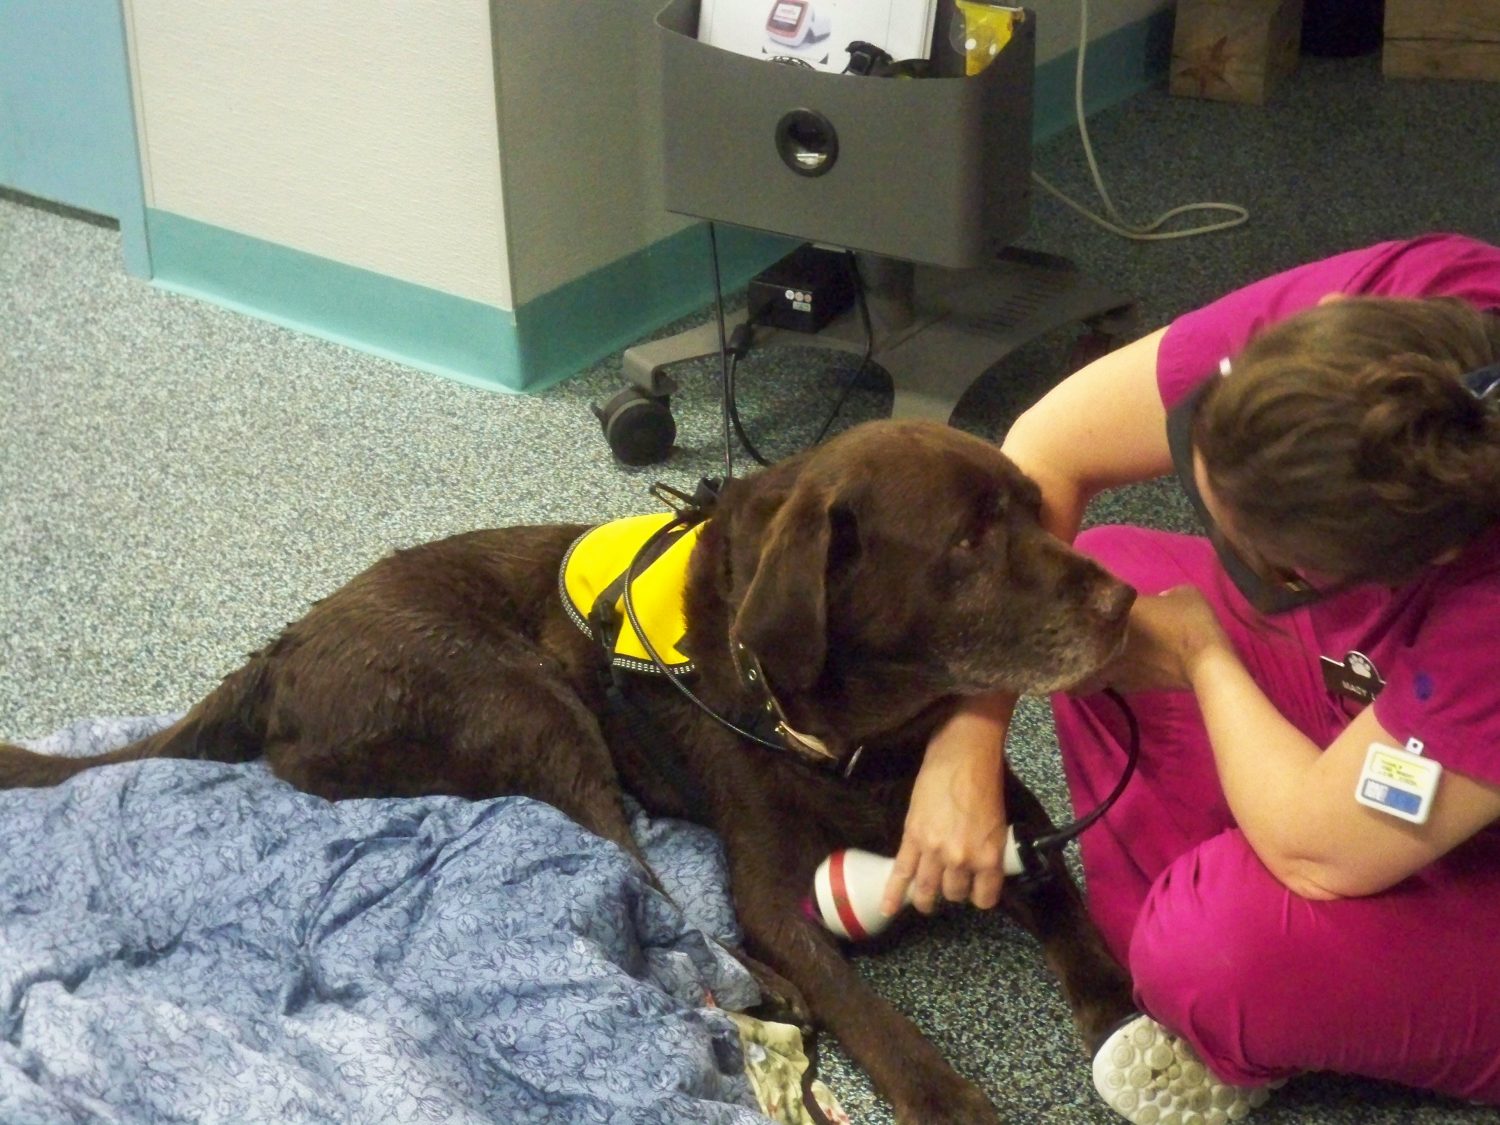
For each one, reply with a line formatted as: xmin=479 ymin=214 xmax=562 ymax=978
xmin=1002 ymin=773 xmax=1135 ymax=1052
xmin=730 ymin=858 xmax=1001 ymax=1125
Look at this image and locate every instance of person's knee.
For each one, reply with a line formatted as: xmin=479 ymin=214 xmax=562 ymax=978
xmin=1073 ymin=525 xmax=1203 ymax=596
xmin=1131 ymin=875 xmax=1268 ymax=1025
xmin=1128 ymin=838 xmax=1299 ymax=1083
xmin=1073 ymin=525 xmax=1136 ymax=567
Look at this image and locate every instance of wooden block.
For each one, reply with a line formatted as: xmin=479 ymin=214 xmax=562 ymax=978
xmin=1385 ymin=0 xmax=1500 ymax=42
xmin=1384 ymin=0 xmax=1500 ymax=81
xmin=1384 ymin=39 xmax=1500 ymax=80
xmin=1170 ymin=0 xmax=1305 ymax=105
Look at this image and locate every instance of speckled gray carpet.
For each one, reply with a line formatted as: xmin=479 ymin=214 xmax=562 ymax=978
xmin=4 ymin=50 xmax=1500 ymax=1125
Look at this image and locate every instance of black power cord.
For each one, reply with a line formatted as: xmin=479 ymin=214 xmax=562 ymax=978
xmin=708 ymin=228 xmax=877 ymax=468
xmin=705 ymin=222 xmax=737 ymax=483
xmin=814 ymin=251 xmax=876 ymax=446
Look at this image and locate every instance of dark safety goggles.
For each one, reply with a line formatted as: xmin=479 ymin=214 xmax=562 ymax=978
xmin=1166 ymin=375 xmax=1332 ymax=614
xmin=1468 ymin=361 xmax=1500 ymax=403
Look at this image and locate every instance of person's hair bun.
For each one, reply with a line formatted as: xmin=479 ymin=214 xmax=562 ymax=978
xmin=1354 ymin=354 xmax=1496 ymax=514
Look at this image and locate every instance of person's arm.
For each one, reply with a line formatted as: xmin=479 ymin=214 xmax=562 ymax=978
xmin=1001 ymin=326 xmax=1178 ymax=541
xmin=1123 ymin=588 xmax=1500 ymax=897
xmin=882 ymin=691 xmax=1014 ymax=915
xmin=884 ymin=326 xmax=1181 ymax=914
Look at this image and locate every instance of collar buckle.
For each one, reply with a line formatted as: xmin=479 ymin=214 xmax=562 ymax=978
xmin=730 ymin=638 xmax=860 ymax=773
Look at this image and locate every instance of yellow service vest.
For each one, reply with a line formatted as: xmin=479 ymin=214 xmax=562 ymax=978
xmin=559 ymin=513 xmax=705 ymax=675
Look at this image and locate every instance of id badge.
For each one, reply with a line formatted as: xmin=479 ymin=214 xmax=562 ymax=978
xmin=1354 ymin=739 xmax=1441 ymax=825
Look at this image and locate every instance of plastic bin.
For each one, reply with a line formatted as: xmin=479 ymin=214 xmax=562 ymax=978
xmin=655 ymin=0 xmax=1035 ymax=269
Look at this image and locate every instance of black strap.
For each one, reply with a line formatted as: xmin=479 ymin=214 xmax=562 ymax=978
xmin=593 ymin=651 xmax=716 ymax=815
xmin=1166 ymin=382 xmax=1325 ymax=614
xmin=585 ymin=521 xmax=697 ymax=676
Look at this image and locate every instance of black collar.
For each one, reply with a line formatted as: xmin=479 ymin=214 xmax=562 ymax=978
xmin=729 ymin=637 xmax=864 ymax=776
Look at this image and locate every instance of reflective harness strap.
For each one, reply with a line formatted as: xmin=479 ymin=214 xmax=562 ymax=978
xmin=583 ymin=520 xmax=718 ymax=814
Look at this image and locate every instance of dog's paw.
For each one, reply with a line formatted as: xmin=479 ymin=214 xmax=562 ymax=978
xmin=1069 ymin=968 xmax=1137 ymax=1055
xmin=734 ymin=950 xmax=813 ymax=1033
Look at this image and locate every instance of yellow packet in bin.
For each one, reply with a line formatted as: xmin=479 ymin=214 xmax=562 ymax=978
xmin=952 ymin=1 xmax=1019 ymax=76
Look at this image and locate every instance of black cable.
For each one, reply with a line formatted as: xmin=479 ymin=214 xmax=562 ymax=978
xmin=812 ymin=252 xmax=875 ymax=446
xmin=718 ymin=249 xmax=876 ymax=465
xmin=706 ymin=222 xmax=735 ymax=484
xmin=726 ymin=346 xmax=773 ymax=467
xmin=620 ymin=510 xmax=788 ymax=753
xmin=1028 ymin=687 xmax=1140 ymax=856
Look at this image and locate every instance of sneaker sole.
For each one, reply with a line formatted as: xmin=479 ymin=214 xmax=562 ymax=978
xmin=1092 ymin=1013 xmax=1276 ymax=1125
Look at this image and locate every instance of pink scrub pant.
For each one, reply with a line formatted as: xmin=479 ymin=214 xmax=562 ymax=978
xmin=1053 ymin=526 xmax=1500 ymax=1104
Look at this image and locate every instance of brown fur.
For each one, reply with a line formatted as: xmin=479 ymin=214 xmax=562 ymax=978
xmin=0 ymin=420 xmax=1136 ymax=1124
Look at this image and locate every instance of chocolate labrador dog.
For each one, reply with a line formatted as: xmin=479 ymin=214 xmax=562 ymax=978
xmin=0 ymin=419 xmax=1136 ymax=1124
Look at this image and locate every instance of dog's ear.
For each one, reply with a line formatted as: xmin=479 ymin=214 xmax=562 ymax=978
xmin=733 ymin=481 xmax=837 ymax=696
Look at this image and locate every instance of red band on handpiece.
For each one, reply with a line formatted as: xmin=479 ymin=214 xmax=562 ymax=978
xmin=828 ymin=850 xmax=868 ymax=940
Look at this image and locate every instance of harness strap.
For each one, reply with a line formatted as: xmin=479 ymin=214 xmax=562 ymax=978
xmin=584 ymin=520 xmax=695 ymax=676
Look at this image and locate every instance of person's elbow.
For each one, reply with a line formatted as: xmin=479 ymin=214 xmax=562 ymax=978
xmin=1269 ymin=858 xmax=1347 ymax=901
xmin=1260 ymin=849 xmax=1394 ymax=901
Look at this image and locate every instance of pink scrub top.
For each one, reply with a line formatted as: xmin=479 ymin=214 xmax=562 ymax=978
xmin=1155 ymin=234 xmax=1500 ymax=789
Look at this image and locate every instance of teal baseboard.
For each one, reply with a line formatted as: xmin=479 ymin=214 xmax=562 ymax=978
xmin=138 ymin=10 xmax=1167 ymax=395
xmin=146 ymin=209 xmax=792 ymax=394
xmin=147 ymin=209 xmax=528 ymax=391
xmin=1032 ymin=7 xmax=1174 ymax=143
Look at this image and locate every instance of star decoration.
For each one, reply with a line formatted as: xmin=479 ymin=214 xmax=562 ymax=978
xmin=1175 ymin=34 xmax=1235 ymax=96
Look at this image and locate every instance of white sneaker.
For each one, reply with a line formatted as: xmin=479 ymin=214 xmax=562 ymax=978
xmin=1092 ymin=1013 xmax=1279 ymax=1124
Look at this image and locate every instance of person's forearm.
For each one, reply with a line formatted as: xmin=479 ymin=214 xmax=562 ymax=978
xmin=888 ymin=691 xmax=1018 ymax=913
xmin=997 ymin=440 xmax=1092 ymax=545
xmin=1186 ymin=646 xmax=1338 ymax=895
xmin=951 ymin=690 xmax=1019 ymax=732
xmin=999 ymin=324 xmax=1177 ymax=546
xmin=922 ymin=692 xmax=1013 ymax=773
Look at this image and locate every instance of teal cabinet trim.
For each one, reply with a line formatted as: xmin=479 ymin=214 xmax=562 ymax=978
xmin=1033 ymin=7 xmax=1173 ymax=142
xmin=514 ymin=223 xmax=795 ymax=387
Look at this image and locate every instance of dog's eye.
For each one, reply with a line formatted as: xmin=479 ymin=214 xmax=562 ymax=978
xmin=953 ymin=517 xmax=988 ymax=553
xmin=952 ymin=494 xmax=1004 ymax=552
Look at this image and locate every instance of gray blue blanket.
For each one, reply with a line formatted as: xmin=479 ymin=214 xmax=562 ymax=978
xmin=0 ymin=716 xmax=769 ymax=1124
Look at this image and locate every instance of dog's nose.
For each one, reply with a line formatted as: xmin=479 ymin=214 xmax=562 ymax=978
xmin=1093 ymin=579 xmax=1136 ymax=625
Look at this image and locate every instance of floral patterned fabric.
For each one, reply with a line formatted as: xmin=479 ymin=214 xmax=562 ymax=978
xmin=728 ymin=1015 xmax=852 ymax=1125
xmin=0 ymin=715 xmax=772 ymax=1124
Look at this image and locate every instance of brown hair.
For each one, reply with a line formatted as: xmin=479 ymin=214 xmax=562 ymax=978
xmin=1192 ymin=296 xmax=1500 ymax=586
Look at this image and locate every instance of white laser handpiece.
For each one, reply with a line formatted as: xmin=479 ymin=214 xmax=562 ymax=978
xmin=808 ymin=829 xmax=1025 ymax=940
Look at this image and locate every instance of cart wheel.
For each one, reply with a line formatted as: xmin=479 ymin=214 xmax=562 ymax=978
xmin=593 ymin=386 xmax=676 ymax=466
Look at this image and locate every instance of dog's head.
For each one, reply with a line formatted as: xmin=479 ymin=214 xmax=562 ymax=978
xmin=720 ymin=420 xmax=1134 ymax=750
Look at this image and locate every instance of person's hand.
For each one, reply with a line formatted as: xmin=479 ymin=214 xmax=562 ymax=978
xmin=1100 ymin=584 xmax=1231 ymax=693
xmin=881 ymin=697 xmax=1011 ymax=916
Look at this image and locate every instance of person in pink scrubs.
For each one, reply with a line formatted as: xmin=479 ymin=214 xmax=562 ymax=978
xmin=882 ymin=234 xmax=1500 ymax=1120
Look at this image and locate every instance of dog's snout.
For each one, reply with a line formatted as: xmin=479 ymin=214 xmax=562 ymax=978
xmin=1094 ymin=579 xmax=1136 ymax=625
xmin=1054 ymin=546 xmax=1136 ymax=625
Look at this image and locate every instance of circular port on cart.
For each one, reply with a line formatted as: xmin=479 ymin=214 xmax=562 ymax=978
xmin=775 ymin=109 xmax=838 ymax=177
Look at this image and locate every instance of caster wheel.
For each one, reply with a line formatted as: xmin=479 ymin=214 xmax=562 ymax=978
xmin=593 ymin=386 xmax=676 ymax=466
